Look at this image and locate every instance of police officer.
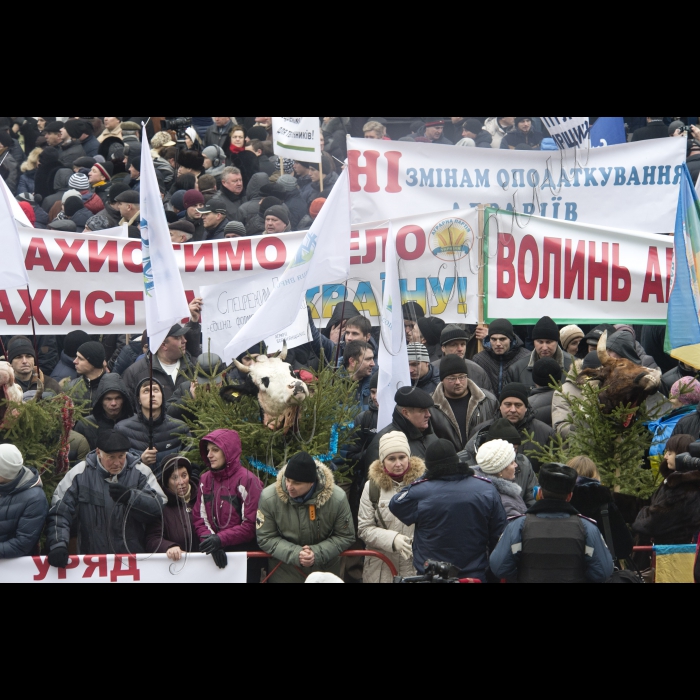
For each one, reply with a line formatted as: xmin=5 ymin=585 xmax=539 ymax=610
xmin=490 ymin=463 xmax=614 ymax=584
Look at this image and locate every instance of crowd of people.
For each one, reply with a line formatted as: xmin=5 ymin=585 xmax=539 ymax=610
xmin=1 ymin=116 xmax=700 ymax=584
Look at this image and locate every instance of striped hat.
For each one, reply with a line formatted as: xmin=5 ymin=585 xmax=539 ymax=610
xmin=93 ymin=162 xmax=112 ymax=182
xmin=407 ymin=343 xmax=430 ymax=363
xmin=68 ymin=172 xmax=90 ymax=192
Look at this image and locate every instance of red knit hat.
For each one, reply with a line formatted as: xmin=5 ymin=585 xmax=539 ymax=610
xmin=310 ymin=198 xmax=326 ymax=218
xmin=19 ymin=201 xmax=36 ymax=226
xmin=93 ymin=162 xmax=111 ymax=182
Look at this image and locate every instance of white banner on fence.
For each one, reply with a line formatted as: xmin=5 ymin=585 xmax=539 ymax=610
xmin=272 ymin=117 xmax=322 ymax=163
xmin=346 ymin=136 xmax=686 ymax=233
xmin=1 ymin=209 xmax=481 ymax=334
xmin=0 ymin=553 xmax=247 ymax=584
xmin=484 ymin=208 xmax=672 ymax=324
xmin=540 ymin=117 xmax=590 ymax=149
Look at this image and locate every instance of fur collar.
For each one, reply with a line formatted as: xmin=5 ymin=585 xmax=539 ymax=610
xmin=528 ymin=345 xmax=566 ymax=370
xmin=433 ymin=380 xmax=487 ymax=434
xmin=275 ymin=463 xmax=336 ymax=506
xmin=474 ymin=468 xmax=522 ymax=498
xmin=665 ymin=469 xmax=700 ymax=490
xmin=368 ymin=457 xmax=426 ymax=492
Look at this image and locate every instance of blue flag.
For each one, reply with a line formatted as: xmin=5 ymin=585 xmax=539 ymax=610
xmin=590 ymin=117 xmax=626 ymax=148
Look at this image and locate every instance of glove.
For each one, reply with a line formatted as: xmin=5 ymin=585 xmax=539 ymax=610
xmin=109 ymin=482 xmax=130 ymax=504
xmin=199 ymin=535 xmax=222 ymax=555
xmin=393 ymin=534 xmax=414 ymax=561
xmin=212 ymin=550 xmax=228 ymax=570
xmin=48 ymin=546 xmax=70 ymax=569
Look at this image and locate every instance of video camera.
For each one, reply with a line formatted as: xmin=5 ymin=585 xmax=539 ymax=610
xmin=394 ymin=560 xmax=462 ymax=584
xmin=163 ymin=117 xmax=193 ymax=146
xmin=674 ymin=441 xmax=700 ymax=473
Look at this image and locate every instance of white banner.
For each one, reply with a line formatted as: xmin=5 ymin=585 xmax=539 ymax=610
xmin=0 ymin=553 xmax=247 ymax=583
xmin=272 ymin=117 xmax=322 ymax=163
xmin=2 ymin=208 xmax=481 ymax=335
xmin=484 ymin=208 xmax=672 ymax=324
xmin=540 ymin=117 xmax=590 ymax=149
xmin=346 ymin=136 xmax=686 ymax=232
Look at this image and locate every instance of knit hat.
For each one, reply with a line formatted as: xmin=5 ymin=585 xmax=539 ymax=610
xmin=369 ymin=372 xmax=378 ymax=390
xmin=560 ymin=325 xmax=584 ymax=351
xmin=379 ymin=431 xmax=411 ymax=463
xmin=19 ymin=201 xmax=35 ymax=225
xmin=259 ymin=197 xmax=283 ymax=216
xmin=417 ymin=317 xmax=446 ymax=347
xmin=202 ymin=145 xmax=225 ymax=164
xmin=277 ymin=175 xmax=298 ymax=193
xmin=407 ymin=343 xmax=430 ymax=363
xmin=532 ymin=316 xmax=560 ymax=342
xmin=64 ymin=197 xmax=85 ymax=217
xmin=85 ymin=214 xmax=111 ymax=232
xmin=395 ymin=386 xmax=434 ymax=409
xmin=285 ymin=452 xmax=318 ymax=484
xmin=476 ymin=439 xmax=516 ymax=475
xmin=440 ymin=355 xmax=469 ymax=382
xmin=309 ymin=198 xmax=326 ymax=218
xmin=583 ymin=324 xmax=617 ymax=346
xmin=500 ymin=383 xmax=529 ymax=407
xmin=64 ymin=330 xmax=91 ymax=359
xmin=487 ymin=319 xmax=515 ymax=341
xmin=671 ymin=376 xmax=700 ymax=406
xmin=8 ymin=339 xmax=36 ymax=363
xmin=463 ymin=118 xmax=484 ymax=134
xmin=265 ymin=205 xmax=290 ymax=225
xmin=170 ymin=190 xmax=186 ymax=211
xmin=96 ymin=429 xmax=131 ymax=455
xmin=0 ymin=445 xmax=24 ymax=481
xmin=62 ymin=189 xmax=81 ymax=204
xmin=77 ymin=341 xmax=106 ymax=369
xmin=425 ymin=439 xmax=459 ymax=475
xmin=93 ymin=162 xmax=112 ymax=182
xmin=484 ymin=418 xmax=522 ymax=446
xmin=224 ymin=221 xmax=247 ymax=237
xmin=539 ymin=463 xmax=578 ymax=495
xmin=64 ymin=119 xmax=86 ymax=140
xmin=440 ymin=324 xmax=470 ymax=346
xmin=532 ymin=358 xmax=563 ymax=387
xmin=402 ymin=301 xmax=425 ymax=321
xmin=183 ymin=189 xmax=205 ymax=209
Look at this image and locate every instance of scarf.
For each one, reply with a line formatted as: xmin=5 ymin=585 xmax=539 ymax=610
xmin=384 ymin=466 xmax=410 ymax=482
xmin=229 ymin=143 xmax=245 ymax=155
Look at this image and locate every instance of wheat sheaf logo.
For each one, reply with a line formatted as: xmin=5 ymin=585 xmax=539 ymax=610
xmin=429 ymin=218 xmax=474 ymax=262
xmin=290 ymin=232 xmax=318 ymax=268
xmin=140 ymin=217 xmax=155 ymax=297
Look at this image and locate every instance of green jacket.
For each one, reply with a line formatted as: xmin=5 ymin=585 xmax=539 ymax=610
xmin=256 ymin=464 xmax=355 ymax=583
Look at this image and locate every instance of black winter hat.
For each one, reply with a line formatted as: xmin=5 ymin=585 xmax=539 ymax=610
xmin=64 ymin=119 xmax=87 ymax=140
xmin=532 ymin=316 xmax=560 ymax=342
xmin=395 ymin=386 xmax=434 ymax=409
xmin=402 ymin=301 xmax=425 ymax=321
xmin=247 ymin=126 xmax=269 ymax=142
xmin=45 ymin=120 xmax=65 ymax=133
xmin=64 ymin=330 xmax=91 ymax=359
xmin=539 ymin=463 xmax=578 ymax=495
xmin=64 ymin=197 xmax=85 ymax=217
xmin=417 ymin=317 xmax=446 ymax=347
xmin=96 ymin=429 xmax=131 ymax=454
xmin=369 ymin=372 xmax=379 ymax=390
xmin=8 ymin=339 xmax=36 ymax=363
xmin=532 ymin=358 xmax=563 ymax=387
xmin=463 ymin=119 xmax=484 ymax=134
xmin=583 ymin=324 xmax=617 ymax=346
xmin=108 ymin=182 xmax=130 ymax=204
xmin=425 ymin=439 xmax=460 ymax=474
xmin=285 ymin=452 xmax=318 ymax=484
xmin=485 ymin=418 xmax=522 ymax=446
xmin=582 ymin=352 xmax=602 ymax=370
xmin=177 ymin=150 xmax=205 ymax=171
xmin=487 ymin=319 xmax=515 ymax=341
xmin=440 ymin=324 xmax=470 ymax=346
xmin=500 ymin=383 xmax=529 ymax=407
xmin=440 ymin=355 xmax=469 ymax=382
xmin=77 ymin=341 xmax=106 ymax=369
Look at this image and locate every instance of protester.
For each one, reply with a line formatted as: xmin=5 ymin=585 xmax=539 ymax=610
xmin=8 ymin=339 xmax=62 ymax=395
xmin=408 ymin=343 xmax=440 ymax=393
xmin=528 ymin=359 xmax=563 ymax=427
xmin=433 ymin=325 xmax=495 ymax=394
xmin=342 ymin=340 xmax=376 ymax=411
xmin=560 ymin=325 xmax=585 ymax=359
xmin=256 ymin=452 xmax=355 ymax=583
xmin=0 ymin=444 xmax=49 ymax=559
xmin=67 ymin=341 xmax=107 ymax=407
xmin=501 ymin=117 xmax=544 ymax=150
xmin=358 ymin=432 xmax=425 ymax=583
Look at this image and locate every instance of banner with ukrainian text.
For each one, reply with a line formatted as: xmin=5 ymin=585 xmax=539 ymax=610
xmin=272 ymin=117 xmax=322 ymax=163
xmin=540 ymin=117 xmax=590 ymax=149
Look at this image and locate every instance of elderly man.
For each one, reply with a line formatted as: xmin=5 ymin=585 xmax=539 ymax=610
xmin=169 ymin=220 xmax=195 ymax=244
xmin=218 ymin=167 xmax=248 ymax=220
xmin=46 ymin=430 xmax=166 ymax=565
xmin=264 ymin=205 xmax=291 ymax=234
xmin=114 ymin=189 xmax=141 ymax=227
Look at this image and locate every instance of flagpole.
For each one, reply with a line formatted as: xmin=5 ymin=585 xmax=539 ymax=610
xmin=477 ymin=204 xmax=486 ymax=354
xmin=148 ymin=351 xmax=154 ymax=450
xmin=26 ymin=285 xmax=39 ymax=359
xmin=334 ymin=281 xmax=350 ymax=369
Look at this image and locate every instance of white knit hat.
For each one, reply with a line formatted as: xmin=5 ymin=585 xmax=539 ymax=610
xmin=476 ymin=439 xmax=516 ymax=475
xmin=306 ymin=573 xmax=344 ymax=584
xmin=379 ymin=432 xmax=411 ymax=464
xmin=0 ymin=444 xmax=24 ymax=481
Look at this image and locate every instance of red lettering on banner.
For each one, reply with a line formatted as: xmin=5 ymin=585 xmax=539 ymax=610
xmin=88 ymin=240 xmax=120 ymax=273
xmin=85 ymin=291 xmax=114 ymax=326
xmin=123 ymin=241 xmax=143 ymax=273
xmin=348 ymin=150 xmax=381 ymax=193
xmin=57 ymin=556 xmax=81 ymax=581
xmin=539 ymin=237 xmax=562 ymax=299
xmin=55 ymin=239 xmax=87 ymax=273
xmin=217 ymin=240 xmax=253 ymax=272
xmin=588 ymin=242 xmax=609 ymax=301
xmin=17 ymin=289 xmax=48 ymax=325
xmin=25 ymin=238 xmax=55 ymax=271
xmin=517 ymin=235 xmax=539 ymax=300
xmin=32 ymin=557 xmax=51 ymax=581
xmin=397 ymin=226 xmax=426 ymax=261
xmin=83 ymin=556 xmax=109 ymax=579
xmin=611 ymin=243 xmax=632 ymax=302
xmin=385 ymin=152 xmax=403 ymax=194
xmin=363 ymin=229 xmax=388 ymax=264
xmin=110 ymin=556 xmax=141 ymax=582
xmin=0 ymin=291 xmax=18 ymax=325
xmin=666 ymin=247 xmax=674 ymax=301
xmin=185 ymin=244 xmax=215 ymax=273
xmin=497 ymin=234 xmax=516 ymax=298
xmin=115 ymin=292 xmax=143 ymax=326
xmin=564 ymin=240 xmax=586 ymax=300
xmin=256 ymin=237 xmax=286 ymax=271
xmin=350 ymin=231 xmax=361 ymax=265
xmin=642 ymin=246 xmax=664 ymax=303
xmin=51 ymin=290 xmax=82 ymax=326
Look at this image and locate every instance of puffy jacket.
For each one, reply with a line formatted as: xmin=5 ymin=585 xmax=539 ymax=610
xmin=257 ymin=463 xmax=355 ymax=583
xmin=192 ymin=430 xmax=263 ymax=551
xmin=471 ymin=339 xmax=530 ymax=397
xmin=483 ymin=117 xmax=515 ymax=149
xmin=50 ymin=351 xmax=79 ymax=384
xmin=431 ymin=381 xmax=500 ymax=450
xmin=358 ymin=457 xmax=425 ymax=584
xmin=390 ymin=463 xmax=507 ymax=581
xmin=529 ymin=387 xmax=555 ymax=427
xmin=366 ymin=408 xmax=440 ymax=467
xmin=47 ymin=451 xmax=166 ymax=555
xmin=0 ymin=467 xmax=48 ymax=559
xmin=59 ymin=140 xmax=86 ymax=168
xmin=74 ymin=373 xmax=135 ymax=451
xmin=505 ymin=347 xmax=573 ymax=391
xmin=17 ymin=169 xmax=36 ymax=196
xmin=473 ymin=467 xmax=527 ymax=518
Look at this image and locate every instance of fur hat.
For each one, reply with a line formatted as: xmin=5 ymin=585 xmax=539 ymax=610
xmin=425 ymin=439 xmax=461 ymax=478
xmin=379 ymin=432 xmax=411 ymax=463
xmin=177 ymin=150 xmax=205 ymax=171
xmin=477 ymin=439 xmax=516 ymax=475
xmin=539 ymin=463 xmax=578 ymax=495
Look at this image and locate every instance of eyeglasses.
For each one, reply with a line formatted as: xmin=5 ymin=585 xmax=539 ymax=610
xmin=445 ymin=375 xmax=468 ymax=383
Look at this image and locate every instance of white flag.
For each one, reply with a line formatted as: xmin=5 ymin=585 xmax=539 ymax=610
xmin=377 ymin=223 xmax=411 ymax=432
xmin=0 ymin=174 xmax=30 ymax=290
xmin=0 ymin=176 xmax=32 ymax=228
xmin=224 ymin=168 xmax=352 ymax=362
xmin=540 ymin=117 xmax=590 ymax=149
xmin=139 ymin=124 xmax=190 ymax=352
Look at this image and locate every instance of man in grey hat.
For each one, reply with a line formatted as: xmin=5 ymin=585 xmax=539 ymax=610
xmin=264 ymin=205 xmax=291 ymax=234
xmin=224 ymin=221 xmax=247 ymax=239
xmin=169 ymin=220 xmax=196 ymax=243
xmin=432 ymin=325 xmax=496 ymax=394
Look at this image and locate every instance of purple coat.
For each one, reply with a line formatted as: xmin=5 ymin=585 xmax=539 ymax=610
xmin=192 ymin=430 xmax=264 ymax=550
xmin=146 ymin=487 xmax=200 ymax=554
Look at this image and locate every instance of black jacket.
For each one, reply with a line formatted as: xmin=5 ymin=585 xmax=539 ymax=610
xmin=283 ymin=190 xmax=310 ymax=230
xmin=632 ymin=120 xmax=668 ymax=142
xmin=662 ymin=364 xmax=698 ymax=397
xmin=471 ymin=338 xmax=531 ymax=397
xmin=505 ymin=348 xmax=573 ymax=391
xmin=501 ymin=129 xmax=544 ymax=150
xmin=67 ymin=372 xmax=109 ymax=409
xmin=59 ymin=140 xmax=86 ymax=168
xmin=366 ymin=408 xmax=440 ymax=467
xmin=205 ymin=218 xmax=230 ymax=241
xmin=529 ymin=387 xmax=555 ymax=427
xmin=218 ymin=188 xmax=248 ymax=221
xmin=0 ymin=467 xmax=48 ymax=559
xmin=672 ymin=405 xmax=700 ymax=440
xmin=687 ymin=154 xmax=700 ymax=185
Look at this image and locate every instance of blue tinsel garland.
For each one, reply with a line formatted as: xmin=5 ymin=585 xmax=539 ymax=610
xmin=246 ymin=423 xmax=355 ymax=478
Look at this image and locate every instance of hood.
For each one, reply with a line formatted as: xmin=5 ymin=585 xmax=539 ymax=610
xmin=53 ymin=168 xmax=74 ymax=192
xmin=200 ymin=430 xmax=243 ymax=474
xmin=474 ymin=468 xmax=522 ymax=499
xmin=245 ymin=173 xmax=270 ymax=201
xmin=276 ymin=463 xmax=336 ymax=507
xmin=329 ymin=301 xmax=362 ymax=329
xmin=606 ymin=331 xmax=642 ymax=365
xmin=368 ymin=457 xmax=426 ymax=491
xmin=0 ymin=466 xmax=42 ymax=496
xmin=92 ymin=373 xmax=135 ymax=422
